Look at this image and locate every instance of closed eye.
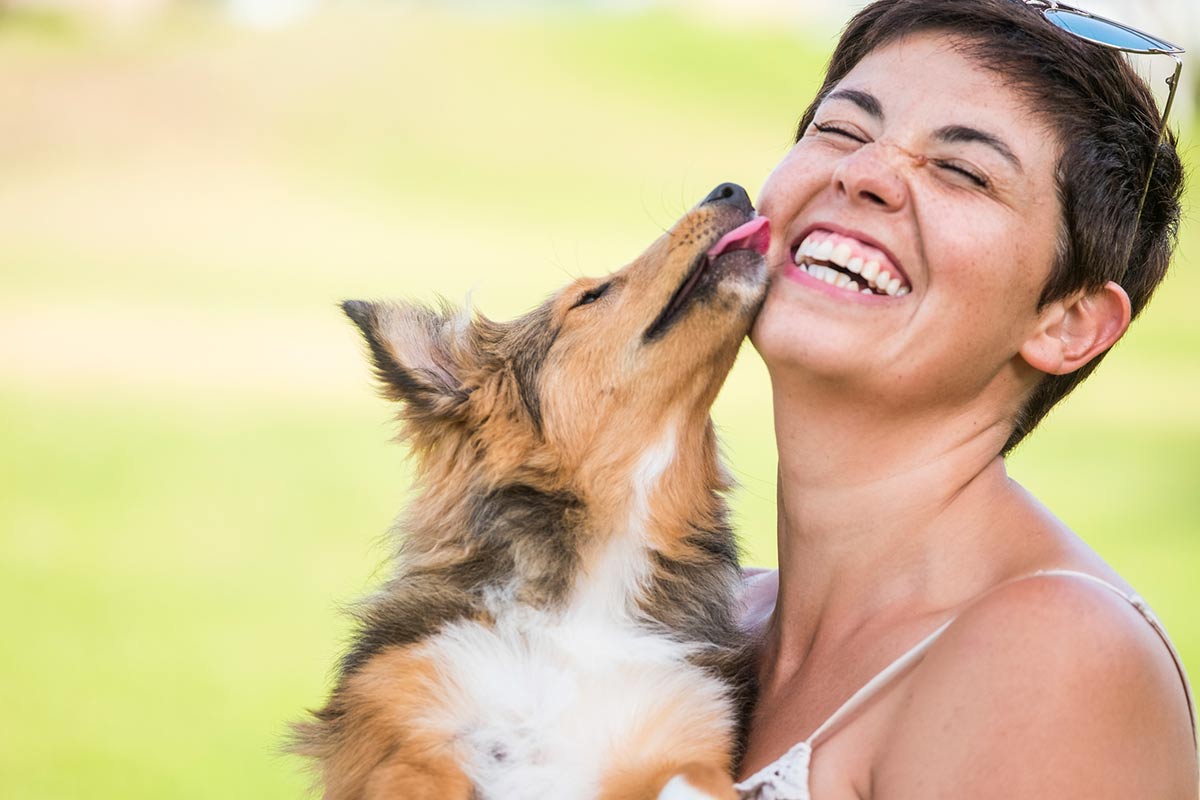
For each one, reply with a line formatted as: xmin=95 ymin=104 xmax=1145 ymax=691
xmin=570 ymin=282 xmax=611 ymax=310
xmin=935 ymin=160 xmax=989 ymax=189
xmin=814 ymin=118 xmax=991 ymax=189
xmin=812 ymin=122 xmax=868 ymax=144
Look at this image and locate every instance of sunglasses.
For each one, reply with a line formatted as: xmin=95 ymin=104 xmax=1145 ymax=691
xmin=1025 ymin=0 xmax=1184 ymax=224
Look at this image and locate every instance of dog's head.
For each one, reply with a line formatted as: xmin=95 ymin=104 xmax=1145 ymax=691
xmin=344 ymin=183 xmax=768 ymax=497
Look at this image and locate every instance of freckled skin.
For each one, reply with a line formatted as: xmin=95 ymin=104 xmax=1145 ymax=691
xmin=753 ymin=33 xmax=1062 ymax=418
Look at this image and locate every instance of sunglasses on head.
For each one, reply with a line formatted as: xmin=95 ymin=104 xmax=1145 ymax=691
xmin=1024 ymin=0 xmax=1184 ymax=224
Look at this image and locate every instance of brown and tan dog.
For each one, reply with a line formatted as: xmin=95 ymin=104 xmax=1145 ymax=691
xmin=293 ymin=183 xmax=770 ymax=800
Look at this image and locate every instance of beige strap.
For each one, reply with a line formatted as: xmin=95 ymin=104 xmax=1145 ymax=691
xmin=806 ymin=618 xmax=954 ymax=748
xmin=806 ymin=569 xmax=1197 ymax=749
xmin=1031 ymin=569 xmax=1197 ymax=745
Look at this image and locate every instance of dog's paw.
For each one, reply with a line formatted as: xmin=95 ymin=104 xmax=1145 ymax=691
xmin=657 ymin=764 xmax=737 ymax=800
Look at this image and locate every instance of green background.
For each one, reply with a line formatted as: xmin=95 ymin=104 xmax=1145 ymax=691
xmin=1 ymin=6 xmax=1195 ymax=797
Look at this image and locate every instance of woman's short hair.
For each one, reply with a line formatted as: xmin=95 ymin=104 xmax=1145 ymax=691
xmin=795 ymin=0 xmax=1184 ymax=453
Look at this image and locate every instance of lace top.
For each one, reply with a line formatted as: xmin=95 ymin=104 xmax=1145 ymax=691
xmin=734 ymin=570 xmax=1197 ymax=800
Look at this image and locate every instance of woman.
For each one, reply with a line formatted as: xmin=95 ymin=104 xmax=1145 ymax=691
xmin=735 ymin=0 xmax=1197 ymax=797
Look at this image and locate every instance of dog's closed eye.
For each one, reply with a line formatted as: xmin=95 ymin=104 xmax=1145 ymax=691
xmin=570 ymin=282 xmax=612 ymax=310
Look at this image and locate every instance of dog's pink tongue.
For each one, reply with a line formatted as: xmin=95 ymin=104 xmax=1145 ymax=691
xmin=707 ymin=216 xmax=771 ymax=258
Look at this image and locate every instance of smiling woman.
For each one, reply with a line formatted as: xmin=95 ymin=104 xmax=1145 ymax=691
xmin=736 ymin=0 xmax=1197 ymax=798
xmin=1 ymin=2 xmax=1196 ymax=798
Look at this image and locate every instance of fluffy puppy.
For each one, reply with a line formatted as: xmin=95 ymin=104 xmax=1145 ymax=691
xmin=293 ymin=183 xmax=770 ymax=800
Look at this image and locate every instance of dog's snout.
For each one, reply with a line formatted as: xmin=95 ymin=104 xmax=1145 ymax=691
xmin=701 ymin=182 xmax=753 ymax=214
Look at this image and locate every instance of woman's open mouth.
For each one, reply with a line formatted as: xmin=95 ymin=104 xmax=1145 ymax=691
xmin=790 ymin=229 xmax=910 ymax=297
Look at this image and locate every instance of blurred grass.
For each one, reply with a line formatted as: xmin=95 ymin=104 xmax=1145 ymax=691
xmin=0 ymin=5 xmax=1195 ymax=798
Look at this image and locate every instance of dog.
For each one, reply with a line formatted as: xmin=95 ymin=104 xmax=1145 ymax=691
xmin=292 ymin=182 xmax=770 ymax=800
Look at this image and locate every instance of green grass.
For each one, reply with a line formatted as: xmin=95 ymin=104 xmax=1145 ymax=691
xmin=0 ymin=6 xmax=1196 ymax=798
xmin=0 ymin=389 xmax=400 ymax=798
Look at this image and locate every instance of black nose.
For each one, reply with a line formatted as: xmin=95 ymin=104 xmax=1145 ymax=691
xmin=701 ymin=182 xmax=753 ymax=214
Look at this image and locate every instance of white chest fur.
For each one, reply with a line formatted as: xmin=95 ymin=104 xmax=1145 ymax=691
xmin=414 ymin=606 xmax=733 ymax=799
xmin=407 ymin=428 xmax=734 ymax=799
xmin=572 ymin=425 xmax=677 ymax=620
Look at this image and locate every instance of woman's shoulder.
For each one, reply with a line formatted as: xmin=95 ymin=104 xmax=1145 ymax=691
xmin=875 ymin=571 xmax=1198 ymax=798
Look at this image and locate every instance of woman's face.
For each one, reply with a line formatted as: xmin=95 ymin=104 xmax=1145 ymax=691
xmin=754 ymin=32 xmax=1063 ymax=412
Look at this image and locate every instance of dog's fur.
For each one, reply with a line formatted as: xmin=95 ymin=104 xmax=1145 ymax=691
xmin=292 ymin=185 xmax=769 ymax=800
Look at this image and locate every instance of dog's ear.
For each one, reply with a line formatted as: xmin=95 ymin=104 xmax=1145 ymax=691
xmin=342 ymin=299 xmax=473 ymax=419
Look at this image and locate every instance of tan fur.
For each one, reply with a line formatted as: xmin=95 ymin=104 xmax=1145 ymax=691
xmin=598 ymin=699 xmax=738 ymax=800
xmin=295 ymin=647 xmax=470 ymax=800
xmin=600 ymin=762 xmax=737 ymax=800
xmin=361 ymin=758 xmax=472 ymax=800
xmin=536 ymin=230 xmax=748 ymax=590
xmin=671 ymin=763 xmax=740 ymax=800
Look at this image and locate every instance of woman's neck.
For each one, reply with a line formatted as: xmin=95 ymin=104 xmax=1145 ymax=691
xmin=763 ymin=372 xmax=1044 ymax=678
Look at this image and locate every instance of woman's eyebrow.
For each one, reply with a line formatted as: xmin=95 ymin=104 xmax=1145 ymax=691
xmin=825 ymin=89 xmax=884 ymax=119
xmin=823 ymin=90 xmax=1023 ymax=173
xmin=933 ymin=125 xmax=1023 ymax=172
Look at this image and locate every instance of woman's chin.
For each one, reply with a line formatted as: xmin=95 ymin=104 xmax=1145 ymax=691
xmin=750 ymin=289 xmax=872 ymax=381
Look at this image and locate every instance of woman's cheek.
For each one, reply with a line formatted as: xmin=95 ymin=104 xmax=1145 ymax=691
xmin=757 ymin=145 xmax=823 ymax=221
xmin=748 ymin=289 xmax=800 ymax=369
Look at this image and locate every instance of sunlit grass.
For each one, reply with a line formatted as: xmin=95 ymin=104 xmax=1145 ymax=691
xmin=0 ymin=6 xmax=1195 ymax=798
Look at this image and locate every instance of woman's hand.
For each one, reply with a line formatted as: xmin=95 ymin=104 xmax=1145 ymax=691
xmin=738 ymin=567 xmax=779 ymax=635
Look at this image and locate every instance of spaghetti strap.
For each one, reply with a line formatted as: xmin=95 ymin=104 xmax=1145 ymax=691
xmin=736 ymin=615 xmax=959 ymax=797
xmin=805 ymin=618 xmax=954 ymax=747
xmin=736 ymin=568 xmax=1197 ymax=800
xmin=806 ymin=568 xmax=1199 ymax=749
xmin=1029 ymin=569 xmax=1198 ymax=745
xmin=801 ymin=566 xmax=1195 ymax=748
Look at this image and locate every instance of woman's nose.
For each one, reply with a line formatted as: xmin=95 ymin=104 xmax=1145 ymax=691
xmin=832 ymin=142 xmax=911 ymax=211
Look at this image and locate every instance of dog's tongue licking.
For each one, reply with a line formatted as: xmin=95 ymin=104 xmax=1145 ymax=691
xmin=707 ymin=217 xmax=771 ymax=259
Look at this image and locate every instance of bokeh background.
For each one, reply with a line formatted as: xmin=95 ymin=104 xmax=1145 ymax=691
xmin=1 ymin=0 xmax=1196 ymax=797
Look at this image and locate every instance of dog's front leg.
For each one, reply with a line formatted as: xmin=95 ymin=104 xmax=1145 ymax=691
xmin=599 ymin=761 xmax=738 ymax=800
xmin=299 ymin=645 xmax=473 ymax=800
xmin=355 ymin=752 xmax=473 ymax=800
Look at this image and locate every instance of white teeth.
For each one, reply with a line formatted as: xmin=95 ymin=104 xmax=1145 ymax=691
xmin=793 ymin=235 xmax=911 ymax=298
xmin=800 ymin=260 xmax=912 ymax=297
xmin=830 ymin=243 xmax=853 ymax=267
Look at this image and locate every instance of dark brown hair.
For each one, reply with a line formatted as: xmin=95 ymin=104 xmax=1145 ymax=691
xmin=796 ymin=0 xmax=1184 ymax=452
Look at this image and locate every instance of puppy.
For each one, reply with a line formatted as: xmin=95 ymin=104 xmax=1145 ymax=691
xmin=293 ymin=183 xmax=770 ymax=800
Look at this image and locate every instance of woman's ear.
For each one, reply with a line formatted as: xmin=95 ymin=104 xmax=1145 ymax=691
xmin=1019 ymin=281 xmax=1132 ymax=375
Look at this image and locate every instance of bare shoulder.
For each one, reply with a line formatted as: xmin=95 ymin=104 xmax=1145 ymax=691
xmin=874 ymin=573 xmax=1198 ymax=799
